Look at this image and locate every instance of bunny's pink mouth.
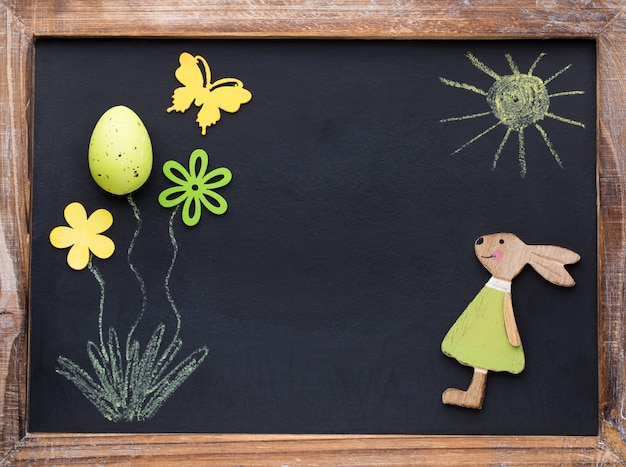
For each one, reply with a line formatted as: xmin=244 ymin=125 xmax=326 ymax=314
xmin=481 ymin=249 xmax=504 ymax=261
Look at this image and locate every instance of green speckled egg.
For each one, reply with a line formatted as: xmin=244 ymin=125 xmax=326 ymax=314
xmin=89 ymin=105 xmax=153 ymax=195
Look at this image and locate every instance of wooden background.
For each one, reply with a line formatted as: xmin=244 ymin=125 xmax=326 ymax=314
xmin=1 ymin=0 xmax=626 ymax=464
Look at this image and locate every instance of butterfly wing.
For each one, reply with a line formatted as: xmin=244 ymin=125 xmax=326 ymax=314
xmin=195 ymin=79 xmax=252 ymax=135
xmin=167 ymin=52 xmax=208 ymax=113
xmin=210 ymin=79 xmax=253 ymax=112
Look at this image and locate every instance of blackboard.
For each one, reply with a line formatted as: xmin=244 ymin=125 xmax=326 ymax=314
xmin=30 ymin=38 xmax=597 ymax=435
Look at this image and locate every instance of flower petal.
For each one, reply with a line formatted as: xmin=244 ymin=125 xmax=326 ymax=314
xmin=159 ymin=186 xmax=190 ymax=208
xmin=50 ymin=225 xmax=78 ymax=249
xmin=199 ymin=191 xmax=228 ymax=215
xmin=89 ymin=234 xmax=115 ymax=260
xmin=86 ymin=208 xmax=113 ymax=234
xmin=66 ymin=244 xmax=91 ymax=270
xmin=202 ymin=167 xmax=232 ymax=189
xmin=64 ymin=202 xmax=88 ymax=230
xmin=189 ymin=149 xmax=209 ymax=179
xmin=162 ymin=159 xmax=192 ymax=186
xmin=182 ymin=194 xmax=202 ymax=226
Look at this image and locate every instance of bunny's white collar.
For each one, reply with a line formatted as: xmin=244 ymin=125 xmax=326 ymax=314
xmin=486 ymin=277 xmax=511 ymax=293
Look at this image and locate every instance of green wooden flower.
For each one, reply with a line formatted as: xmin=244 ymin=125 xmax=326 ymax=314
xmin=158 ymin=148 xmax=232 ymax=226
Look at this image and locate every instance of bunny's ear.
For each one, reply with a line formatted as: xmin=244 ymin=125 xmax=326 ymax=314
xmin=527 ymin=245 xmax=580 ymax=287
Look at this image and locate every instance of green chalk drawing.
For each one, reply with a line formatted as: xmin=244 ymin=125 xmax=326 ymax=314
xmin=440 ymin=52 xmax=586 ymax=177
xmin=164 ymin=206 xmax=182 ymax=334
xmin=54 ymin=197 xmax=209 ymax=422
xmin=125 ymin=193 xmax=147 ymax=354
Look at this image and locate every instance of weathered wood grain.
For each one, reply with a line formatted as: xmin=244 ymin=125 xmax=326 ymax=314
xmin=5 ymin=434 xmax=624 ymax=465
xmin=0 ymin=3 xmax=31 ymax=460
xmin=597 ymin=10 xmax=626 ymax=461
xmin=6 ymin=0 xmax=626 ymax=38
xmin=1 ymin=0 xmax=626 ymax=464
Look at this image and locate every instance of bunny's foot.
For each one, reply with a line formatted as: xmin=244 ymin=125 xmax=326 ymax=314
xmin=442 ymin=367 xmax=488 ymax=409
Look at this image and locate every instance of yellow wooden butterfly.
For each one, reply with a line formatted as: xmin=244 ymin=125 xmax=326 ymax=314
xmin=167 ymin=52 xmax=252 ymax=135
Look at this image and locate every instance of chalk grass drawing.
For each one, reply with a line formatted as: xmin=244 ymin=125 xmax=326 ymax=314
xmin=439 ymin=52 xmax=585 ymax=177
xmin=52 ymin=199 xmax=209 ymax=422
xmin=167 ymin=52 xmax=253 ymax=136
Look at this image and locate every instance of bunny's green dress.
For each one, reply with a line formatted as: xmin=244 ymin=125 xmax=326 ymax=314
xmin=441 ymin=277 xmax=525 ymax=374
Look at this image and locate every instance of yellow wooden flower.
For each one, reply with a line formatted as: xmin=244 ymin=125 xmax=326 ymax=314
xmin=50 ymin=202 xmax=115 ymax=270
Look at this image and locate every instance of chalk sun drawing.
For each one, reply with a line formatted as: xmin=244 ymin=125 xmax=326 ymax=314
xmin=439 ymin=52 xmax=585 ymax=177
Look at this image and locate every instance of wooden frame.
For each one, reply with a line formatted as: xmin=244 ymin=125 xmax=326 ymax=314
xmin=1 ymin=1 xmax=625 ymax=464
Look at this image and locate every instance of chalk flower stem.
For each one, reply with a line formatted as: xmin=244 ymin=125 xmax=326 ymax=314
xmin=158 ymin=148 xmax=232 ymax=226
xmin=49 ymin=202 xmax=115 ymax=270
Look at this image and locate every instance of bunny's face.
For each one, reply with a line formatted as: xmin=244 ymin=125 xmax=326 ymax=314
xmin=474 ymin=233 xmax=529 ymax=281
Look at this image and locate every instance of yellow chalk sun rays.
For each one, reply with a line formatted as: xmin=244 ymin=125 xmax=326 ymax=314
xmin=439 ymin=52 xmax=585 ymax=177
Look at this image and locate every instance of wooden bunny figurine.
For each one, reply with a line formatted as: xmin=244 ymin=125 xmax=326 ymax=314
xmin=441 ymin=233 xmax=580 ymax=409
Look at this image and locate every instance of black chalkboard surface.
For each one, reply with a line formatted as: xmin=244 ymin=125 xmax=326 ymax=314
xmin=30 ymin=39 xmax=597 ymax=435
